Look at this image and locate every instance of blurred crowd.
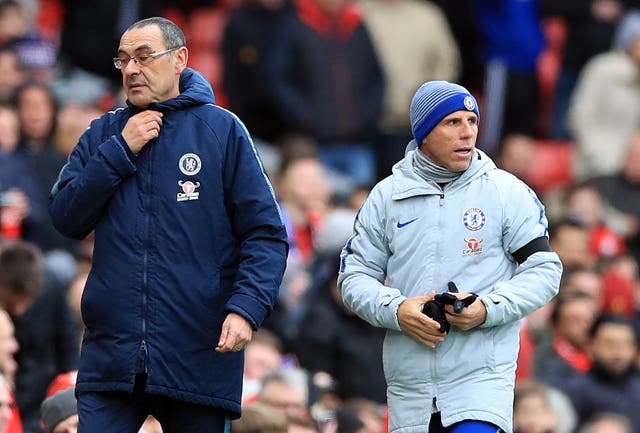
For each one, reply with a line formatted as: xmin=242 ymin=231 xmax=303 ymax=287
xmin=0 ymin=0 xmax=640 ymax=433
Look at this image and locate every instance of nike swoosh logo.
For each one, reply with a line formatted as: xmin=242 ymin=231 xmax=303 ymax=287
xmin=397 ymin=218 xmax=418 ymax=228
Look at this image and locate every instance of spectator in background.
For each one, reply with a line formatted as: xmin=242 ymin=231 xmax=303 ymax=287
xmin=0 ymin=96 xmax=37 ymax=248
xmin=473 ymin=0 xmax=545 ymax=156
xmin=564 ymin=183 xmax=627 ymax=260
xmin=292 ymin=208 xmax=387 ymax=404
xmin=268 ymin=0 xmax=385 ymax=187
xmin=278 ymin=152 xmax=331 ymax=266
xmin=55 ymin=0 xmax=165 ymax=100
xmin=561 ymin=314 xmax=640 ymax=433
xmin=269 ymin=147 xmax=332 ymax=344
xmin=540 ymin=0 xmax=632 ymax=140
xmin=12 ymin=81 xmax=75 ymax=256
xmin=258 ymin=367 xmax=310 ymax=421
xmin=598 ymin=254 xmax=638 ymax=318
xmin=0 ymin=104 xmax=19 ymax=154
xmin=558 ymin=267 xmax=603 ymax=313
xmin=0 ymin=307 xmax=22 ymax=433
xmin=40 ymin=388 xmax=77 ymax=433
xmin=342 ymin=398 xmax=385 ymax=433
xmin=0 ymin=309 xmax=19 ymax=389
xmin=534 ymin=292 xmax=597 ymax=388
xmin=53 ymin=102 xmax=105 ymax=158
xmin=362 ymin=0 xmax=461 ymax=179
xmin=221 ymin=0 xmax=291 ymax=143
xmin=0 ymin=375 xmax=19 ymax=433
xmin=430 ymin=0 xmax=483 ymax=92
xmin=513 ymin=381 xmax=559 ymax=433
xmin=497 ymin=134 xmax=536 ymax=183
xmin=579 ymin=412 xmax=633 ymax=433
xmin=242 ymin=329 xmax=284 ymax=404
xmin=549 ymin=218 xmax=597 ymax=271
xmin=0 ymin=1 xmax=25 ymax=45
xmin=0 ymin=241 xmax=79 ymax=433
xmin=591 ymin=130 xmax=640 ymax=263
xmin=287 ymin=416 xmax=319 ymax=433
xmin=232 ymin=402 xmax=288 ymax=433
xmin=568 ymin=9 xmax=640 ymax=181
xmin=0 ymin=0 xmax=56 ymax=84
xmin=0 ymin=46 xmax=23 ymax=103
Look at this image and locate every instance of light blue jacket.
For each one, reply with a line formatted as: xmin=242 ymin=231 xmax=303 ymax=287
xmin=338 ymin=147 xmax=561 ymax=433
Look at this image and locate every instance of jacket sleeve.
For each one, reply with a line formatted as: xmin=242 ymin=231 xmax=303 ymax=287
xmin=480 ymin=178 xmax=562 ymax=327
xmin=337 ymin=186 xmax=405 ymax=331
xmin=221 ymin=117 xmax=289 ymax=329
xmin=49 ymin=119 xmax=137 ymax=240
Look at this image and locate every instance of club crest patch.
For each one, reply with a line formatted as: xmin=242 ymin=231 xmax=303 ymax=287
xmin=179 ymin=153 xmax=202 ymax=176
xmin=463 ymin=208 xmax=485 ymax=231
xmin=464 ymin=96 xmax=475 ymax=111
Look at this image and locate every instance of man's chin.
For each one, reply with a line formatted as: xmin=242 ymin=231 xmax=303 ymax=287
xmin=128 ymin=95 xmax=150 ymax=109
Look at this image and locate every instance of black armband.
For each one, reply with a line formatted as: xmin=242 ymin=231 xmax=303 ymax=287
xmin=511 ymin=236 xmax=551 ymax=264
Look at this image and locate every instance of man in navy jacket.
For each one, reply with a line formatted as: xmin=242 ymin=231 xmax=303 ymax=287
xmin=49 ymin=16 xmax=288 ymax=433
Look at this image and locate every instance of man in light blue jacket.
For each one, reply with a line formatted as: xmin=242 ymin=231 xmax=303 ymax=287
xmin=338 ymin=81 xmax=562 ymax=433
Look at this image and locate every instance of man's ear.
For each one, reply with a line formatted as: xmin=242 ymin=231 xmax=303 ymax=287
xmin=174 ymin=46 xmax=189 ymax=74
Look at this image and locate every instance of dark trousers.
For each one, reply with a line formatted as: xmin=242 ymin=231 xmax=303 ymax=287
xmin=77 ymin=386 xmax=230 ymax=433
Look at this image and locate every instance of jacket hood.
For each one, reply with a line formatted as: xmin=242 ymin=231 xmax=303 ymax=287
xmin=127 ymin=67 xmax=216 ymax=113
xmin=391 ymin=143 xmax=496 ymax=199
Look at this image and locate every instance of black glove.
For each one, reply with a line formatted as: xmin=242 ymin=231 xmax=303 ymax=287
xmin=421 ymin=282 xmax=478 ymax=333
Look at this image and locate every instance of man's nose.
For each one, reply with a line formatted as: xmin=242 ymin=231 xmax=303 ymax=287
xmin=123 ymin=59 xmax=141 ymax=75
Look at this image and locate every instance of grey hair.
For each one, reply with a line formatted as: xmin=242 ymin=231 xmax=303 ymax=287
xmin=126 ymin=17 xmax=186 ymax=49
xmin=259 ymin=367 xmax=309 ymax=400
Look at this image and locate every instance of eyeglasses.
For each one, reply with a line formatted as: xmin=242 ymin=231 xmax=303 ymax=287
xmin=113 ymin=47 xmax=181 ymax=70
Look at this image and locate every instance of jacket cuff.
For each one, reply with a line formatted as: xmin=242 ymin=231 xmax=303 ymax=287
xmin=387 ymin=295 xmax=406 ymax=331
xmin=98 ymin=135 xmax=137 ymax=178
xmin=225 ymin=294 xmax=267 ymax=330
xmin=478 ymin=294 xmax=503 ymax=328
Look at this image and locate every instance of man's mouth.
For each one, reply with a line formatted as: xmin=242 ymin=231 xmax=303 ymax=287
xmin=455 ymin=148 xmax=473 ymax=155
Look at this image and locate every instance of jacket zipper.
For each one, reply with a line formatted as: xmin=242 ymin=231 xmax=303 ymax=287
xmin=139 ymin=142 xmax=153 ymax=374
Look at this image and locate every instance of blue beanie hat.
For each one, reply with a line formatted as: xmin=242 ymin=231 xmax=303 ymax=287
xmin=410 ymin=81 xmax=480 ymax=144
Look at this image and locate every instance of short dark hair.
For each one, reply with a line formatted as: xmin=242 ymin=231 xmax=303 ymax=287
xmin=126 ymin=17 xmax=186 ymax=50
xmin=550 ymin=291 xmax=593 ymax=326
xmin=589 ymin=313 xmax=635 ymax=339
xmin=0 ymin=241 xmax=45 ymax=296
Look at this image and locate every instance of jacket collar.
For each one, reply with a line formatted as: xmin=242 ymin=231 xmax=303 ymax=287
xmin=127 ymin=68 xmax=216 ymax=114
xmin=391 ymin=146 xmax=495 ymax=200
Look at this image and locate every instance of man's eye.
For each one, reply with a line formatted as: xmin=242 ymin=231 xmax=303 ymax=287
xmin=138 ymin=55 xmax=152 ymax=63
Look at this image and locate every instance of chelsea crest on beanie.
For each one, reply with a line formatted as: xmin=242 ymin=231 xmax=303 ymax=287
xmin=410 ymin=81 xmax=480 ymax=145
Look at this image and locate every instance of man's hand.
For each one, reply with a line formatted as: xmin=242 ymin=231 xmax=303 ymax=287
xmin=121 ymin=110 xmax=163 ymax=154
xmin=216 ymin=312 xmax=253 ymax=353
xmin=397 ymin=291 xmax=446 ymax=349
xmin=444 ymin=293 xmax=487 ymax=331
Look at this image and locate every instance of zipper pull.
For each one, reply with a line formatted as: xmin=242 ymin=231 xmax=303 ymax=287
xmin=439 ymin=194 xmax=444 ymax=206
